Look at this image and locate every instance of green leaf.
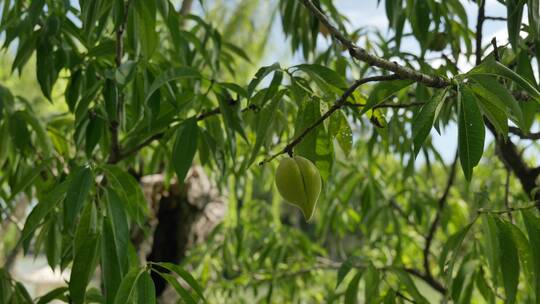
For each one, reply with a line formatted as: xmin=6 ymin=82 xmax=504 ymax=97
xmin=293 ymin=99 xmax=334 ymax=181
xmin=21 ymin=181 xmax=69 ymax=246
xmin=63 ymin=166 xmax=94 ymax=231
xmin=69 ymin=203 xmax=101 ymax=304
xmin=410 ymin=0 xmax=430 ymax=47
xmin=103 ymin=79 xmax=118 ymax=122
xmin=172 ymin=118 xmax=199 ymax=183
xmin=115 ymin=60 xmax=137 ymax=86
xmin=474 ymin=93 xmax=509 ymax=136
xmin=105 ymin=188 xmax=129 ymax=274
xmin=133 ymin=0 xmax=158 ymax=60
xmin=36 ymin=37 xmax=58 ymax=100
xmin=458 ymin=85 xmax=485 ymax=181
xmin=295 ymin=64 xmax=347 ymax=90
xmin=522 ymin=210 xmax=540 ymax=304
xmin=102 ymin=216 xmax=124 ymax=304
xmin=44 ymin=216 xmax=61 ymax=269
xmin=136 ymin=271 xmax=156 ymax=304
xmin=154 ymin=262 xmax=205 ymax=301
xmin=392 ymin=269 xmax=430 ymax=304
xmin=439 ymin=222 xmax=475 ymax=281
xmin=247 ymin=63 xmax=281 ymax=98
xmin=145 ymin=67 xmax=201 ymax=103
xmin=493 ymin=216 xmax=520 ymax=304
xmin=36 ymin=287 xmax=68 ymax=304
xmin=156 ymin=272 xmax=196 ymax=304
xmin=20 ymin=111 xmax=53 ymax=157
xmin=217 ymin=91 xmax=247 ymax=141
xmin=529 ymin=0 xmax=540 ymax=40
xmin=361 ymin=79 xmax=414 ymax=114
xmin=101 ymin=165 xmax=149 ymax=225
xmin=468 ymin=59 xmax=540 ymax=103
xmin=412 ymin=89 xmax=446 ymax=157
xmin=507 ymin=0 xmax=525 ymax=49
xmin=8 ymin=111 xmax=31 ymax=152
xmin=336 ymin=256 xmax=357 ymax=289
xmin=344 ymin=270 xmax=363 ymax=304
xmin=85 ymin=115 xmax=104 ymax=156
xmin=329 ymin=110 xmax=352 ymax=156
xmin=364 ymin=264 xmax=380 ymax=303
xmin=468 ymin=74 xmax=523 ymax=130
xmin=6 ymin=160 xmax=49 ymax=203
xmin=101 ymin=189 xmax=129 ymax=304
xmin=246 ymin=90 xmax=285 ymax=167
xmin=114 ymin=267 xmax=145 ymax=304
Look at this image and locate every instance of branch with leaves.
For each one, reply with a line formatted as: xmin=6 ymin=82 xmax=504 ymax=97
xmin=299 ymin=0 xmax=449 ymax=88
xmin=259 ymin=74 xmax=402 ymax=164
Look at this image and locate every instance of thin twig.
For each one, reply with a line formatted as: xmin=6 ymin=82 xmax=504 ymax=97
xmin=477 ymin=203 xmax=538 ymax=214
xmin=423 ymin=151 xmax=459 ymax=281
xmin=504 ymin=168 xmax=513 ymax=223
xmin=259 ymin=74 xmax=402 ymax=165
xmin=491 ymin=38 xmax=500 ymax=62
xmin=299 ymin=0 xmax=449 ymax=88
xmin=485 ymin=16 xmax=506 ymax=21
xmin=118 ymin=104 xmax=259 ymax=160
xmin=475 ymin=0 xmax=486 ymax=65
xmin=509 ymin=126 xmax=540 ymax=140
xmin=108 ymin=0 xmax=132 ymax=164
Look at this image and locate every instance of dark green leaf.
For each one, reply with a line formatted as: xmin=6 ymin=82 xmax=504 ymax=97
xmin=101 ymin=165 xmax=149 ymax=224
xmin=507 ymin=0 xmax=525 ymax=49
xmin=133 ymin=0 xmax=158 ymax=60
xmin=69 ymin=203 xmax=101 ymax=304
xmin=154 ymin=262 xmax=205 ymax=301
xmin=522 ymin=210 xmax=540 ymax=304
xmin=172 ymin=118 xmax=199 ymax=183
xmin=246 ymin=90 xmax=285 ymax=167
xmin=156 ymin=272 xmax=196 ymax=304
xmin=217 ymin=91 xmax=247 ymax=141
xmin=247 ymin=63 xmax=281 ymax=98
xmin=458 ymin=85 xmax=485 ymax=181
xmin=336 ymin=256 xmax=356 ymax=289
xmin=136 ymin=271 xmax=156 ymax=304
xmin=145 ymin=67 xmax=201 ymax=103
xmin=361 ymin=79 xmax=414 ymax=114
xmin=63 ymin=166 xmax=94 ymax=231
xmin=530 ymin=0 xmax=540 ymax=41
xmin=493 ymin=216 xmax=520 ymax=304
xmin=296 ymin=64 xmax=347 ymax=90
xmin=469 ymin=74 xmax=523 ymax=130
xmin=344 ymin=270 xmax=363 ymax=304
xmin=8 ymin=111 xmax=31 ymax=152
xmin=392 ymin=269 xmax=429 ymax=304
xmin=21 ymin=181 xmax=69 ymax=246
xmin=469 ymin=59 xmax=540 ymax=103
xmin=36 ymin=287 xmax=68 ymax=304
xmin=114 ymin=267 xmax=145 ymax=304
xmin=412 ymin=89 xmax=446 ymax=157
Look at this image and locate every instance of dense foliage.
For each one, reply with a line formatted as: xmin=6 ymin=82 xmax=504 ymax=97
xmin=1 ymin=0 xmax=540 ymax=303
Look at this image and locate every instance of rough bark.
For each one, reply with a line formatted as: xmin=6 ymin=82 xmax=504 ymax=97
xmin=139 ymin=166 xmax=227 ymax=298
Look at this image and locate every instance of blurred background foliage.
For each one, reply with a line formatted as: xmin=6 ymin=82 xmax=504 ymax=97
xmin=0 ymin=0 xmax=540 ymax=303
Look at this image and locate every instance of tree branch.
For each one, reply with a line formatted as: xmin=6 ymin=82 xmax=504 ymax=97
xmin=509 ymin=126 xmax=540 ymax=140
xmin=423 ymin=151 xmax=458 ymax=281
xmin=259 ymin=74 xmax=402 ymax=165
xmin=475 ymin=0 xmax=486 ymax=65
xmin=117 ymin=103 xmax=260 ymax=160
xmin=299 ymin=0 xmax=449 ymax=88
xmin=108 ymin=0 xmax=132 ymax=164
